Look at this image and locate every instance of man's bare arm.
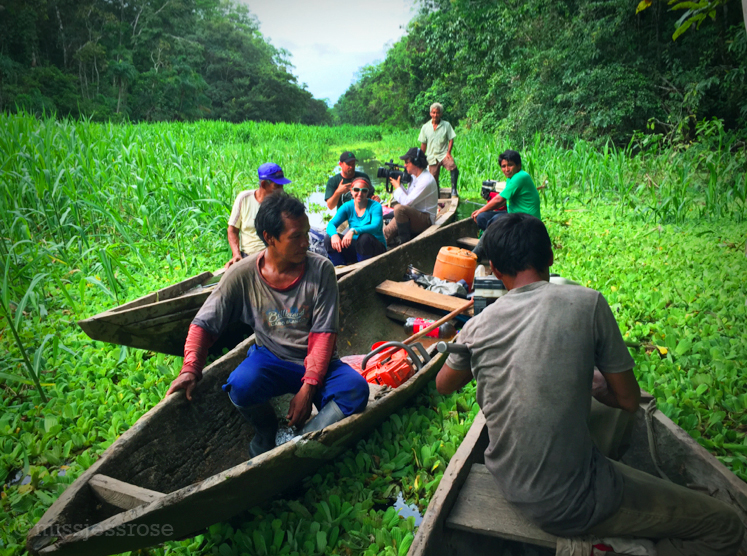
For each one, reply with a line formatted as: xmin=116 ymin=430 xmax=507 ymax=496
xmin=226 ymin=225 xmax=242 ymax=268
xmin=597 ymin=369 xmax=641 ymax=413
xmin=326 ymin=182 xmax=349 ymax=210
xmin=420 ymin=142 xmax=427 ymax=154
xmin=436 ymin=363 xmax=473 ymax=395
xmin=447 ymin=139 xmax=454 ymax=156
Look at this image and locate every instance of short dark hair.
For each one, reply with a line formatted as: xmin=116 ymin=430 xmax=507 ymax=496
xmin=498 ymin=149 xmax=522 ymax=168
xmin=255 ymin=193 xmax=306 ymax=246
xmin=483 ymin=213 xmax=552 ymax=276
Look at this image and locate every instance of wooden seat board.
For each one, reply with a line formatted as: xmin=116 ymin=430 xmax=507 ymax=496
xmin=89 ymin=474 xmax=166 ymax=510
xmin=445 ymin=464 xmax=558 ymax=549
xmin=457 ymin=237 xmax=478 ymax=249
xmin=376 ymin=280 xmax=474 ymax=315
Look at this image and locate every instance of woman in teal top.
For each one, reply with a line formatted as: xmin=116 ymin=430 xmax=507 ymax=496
xmin=324 ymin=177 xmax=387 ymax=265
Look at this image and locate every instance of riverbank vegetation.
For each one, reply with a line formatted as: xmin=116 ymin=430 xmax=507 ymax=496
xmin=0 ymin=0 xmax=330 ymax=124
xmin=334 ymin=0 xmax=747 ymax=145
xmin=1 ymin=113 xmax=745 ymax=555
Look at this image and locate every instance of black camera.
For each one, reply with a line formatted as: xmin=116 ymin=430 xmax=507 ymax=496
xmin=377 ymin=160 xmax=412 ymax=192
xmin=481 ymin=180 xmax=498 ymax=201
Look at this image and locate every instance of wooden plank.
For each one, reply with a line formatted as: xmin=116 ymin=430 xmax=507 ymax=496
xmin=386 ymin=303 xmax=445 ymax=324
xmin=446 ymin=464 xmax=558 ymax=549
xmin=456 ymin=237 xmax=478 ymax=249
xmin=409 ymin=413 xmax=488 ymax=556
xmin=89 ymin=474 xmax=166 ymax=510
xmin=375 ymin=280 xmax=474 ymax=315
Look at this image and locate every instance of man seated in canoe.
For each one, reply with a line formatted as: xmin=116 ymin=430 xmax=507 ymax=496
xmin=435 ymin=213 xmax=743 ymax=555
xmin=324 ymin=151 xmax=377 ymax=211
xmin=384 ymin=147 xmax=438 ymax=247
xmin=166 ymin=193 xmax=370 ymax=457
xmin=470 ymin=149 xmax=541 ymax=260
xmin=225 ymin=162 xmax=290 ymax=269
xmin=323 ymin=176 xmax=386 ymax=266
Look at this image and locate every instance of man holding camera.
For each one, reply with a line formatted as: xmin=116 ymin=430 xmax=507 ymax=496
xmin=324 ymin=151 xmax=375 ymax=211
xmin=419 ymin=102 xmax=459 ymax=197
xmin=384 ymin=147 xmax=438 ymax=247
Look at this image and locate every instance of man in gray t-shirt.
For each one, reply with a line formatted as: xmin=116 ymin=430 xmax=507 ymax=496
xmin=436 ymin=214 xmax=743 ymax=554
xmin=166 ymin=194 xmax=369 ymax=457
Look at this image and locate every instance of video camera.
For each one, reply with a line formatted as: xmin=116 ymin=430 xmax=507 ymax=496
xmin=377 ymin=160 xmax=412 ymax=193
xmin=481 ymin=180 xmax=499 ymax=201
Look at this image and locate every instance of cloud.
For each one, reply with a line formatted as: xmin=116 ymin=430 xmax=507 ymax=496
xmin=239 ymin=0 xmax=414 ymax=102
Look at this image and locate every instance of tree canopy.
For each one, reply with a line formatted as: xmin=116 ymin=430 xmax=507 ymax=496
xmin=334 ymin=0 xmax=747 ymax=144
xmin=0 ymin=0 xmax=331 ymax=124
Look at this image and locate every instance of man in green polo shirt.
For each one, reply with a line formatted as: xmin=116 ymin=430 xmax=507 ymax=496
xmin=418 ymin=103 xmax=459 ymax=197
xmin=471 ymin=149 xmax=541 ymax=259
xmin=324 ymin=151 xmax=375 ymax=211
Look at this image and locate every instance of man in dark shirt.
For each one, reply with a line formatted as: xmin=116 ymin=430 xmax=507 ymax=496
xmin=166 ymin=194 xmax=369 ymax=457
xmin=324 ymin=151 xmax=375 ymax=210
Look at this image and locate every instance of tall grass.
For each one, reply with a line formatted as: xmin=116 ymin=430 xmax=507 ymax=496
xmin=444 ymin=120 xmax=746 ymax=225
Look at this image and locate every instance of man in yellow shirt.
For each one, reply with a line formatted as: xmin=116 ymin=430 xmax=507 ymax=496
xmin=225 ymin=162 xmax=291 ymax=269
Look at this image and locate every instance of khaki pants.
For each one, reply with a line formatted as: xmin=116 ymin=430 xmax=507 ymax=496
xmin=588 ymin=401 xmax=744 ymax=556
xmin=428 ymin=153 xmax=457 ymax=186
xmin=383 ymin=204 xmax=432 ymax=246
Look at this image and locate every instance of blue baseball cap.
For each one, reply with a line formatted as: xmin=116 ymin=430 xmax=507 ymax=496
xmin=258 ymin=162 xmax=292 ymax=185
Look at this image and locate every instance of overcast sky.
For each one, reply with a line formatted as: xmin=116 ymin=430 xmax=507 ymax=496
xmin=240 ymin=0 xmax=416 ymax=105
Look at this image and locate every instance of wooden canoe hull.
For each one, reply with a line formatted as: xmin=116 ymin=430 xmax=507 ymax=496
xmin=409 ymin=400 xmax=747 ymax=556
xmin=28 ymin=217 xmax=479 ymax=556
xmin=77 ymin=196 xmax=460 ymax=356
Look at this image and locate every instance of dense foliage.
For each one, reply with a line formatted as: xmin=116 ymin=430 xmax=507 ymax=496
xmin=334 ymin=0 xmax=747 ymax=144
xmin=0 ymin=0 xmax=331 ymax=124
xmin=0 ymin=114 xmax=745 ymax=555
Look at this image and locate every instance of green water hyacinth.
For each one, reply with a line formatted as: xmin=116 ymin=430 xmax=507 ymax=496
xmin=1 ymin=114 xmax=746 ymax=555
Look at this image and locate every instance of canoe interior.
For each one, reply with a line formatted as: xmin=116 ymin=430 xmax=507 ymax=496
xmin=77 ymin=197 xmax=461 ymax=356
xmin=411 ymin=399 xmax=747 ymax=556
xmin=29 ymin=218 xmax=479 ymax=556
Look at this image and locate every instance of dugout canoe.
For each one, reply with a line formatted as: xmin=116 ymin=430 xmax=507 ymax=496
xmin=77 ymin=195 xmax=459 ymax=356
xmin=409 ymin=396 xmax=747 ymax=556
xmin=27 ymin=216 xmax=478 ymax=556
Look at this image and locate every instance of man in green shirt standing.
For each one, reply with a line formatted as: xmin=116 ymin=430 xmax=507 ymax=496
xmin=471 ymin=149 xmax=541 ymax=259
xmin=418 ymin=103 xmax=459 ymax=197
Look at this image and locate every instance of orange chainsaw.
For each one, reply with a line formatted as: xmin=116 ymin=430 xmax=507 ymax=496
xmin=357 ymin=341 xmax=431 ymax=388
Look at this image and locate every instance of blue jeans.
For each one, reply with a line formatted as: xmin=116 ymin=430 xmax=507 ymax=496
xmin=475 ymin=210 xmax=507 ymax=231
xmin=222 ymin=345 xmax=369 ymax=416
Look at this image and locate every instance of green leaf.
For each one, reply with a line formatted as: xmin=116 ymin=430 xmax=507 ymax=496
xmin=0 ymin=372 xmax=35 ymax=385
xmin=672 ymin=17 xmax=695 ymax=40
xmin=44 ymin=416 xmax=59 ymax=433
xmin=316 ymin=531 xmax=327 ymax=554
xmin=675 ymin=338 xmax=692 ymax=355
xmin=14 ymin=273 xmax=48 ymax=329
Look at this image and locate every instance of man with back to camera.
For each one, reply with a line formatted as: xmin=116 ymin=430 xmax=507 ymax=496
xmin=166 ymin=193 xmax=370 ymax=457
xmin=384 ymin=147 xmax=438 ymax=247
xmin=418 ymin=102 xmax=459 ymax=197
xmin=435 ymin=213 xmax=744 ymax=556
xmin=225 ymin=162 xmax=290 ymax=269
xmin=471 ymin=149 xmax=540 ymax=259
xmin=324 ymin=151 xmax=376 ymax=211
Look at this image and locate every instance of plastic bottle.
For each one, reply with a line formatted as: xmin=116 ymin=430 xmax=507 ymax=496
xmin=404 ymin=317 xmax=457 ymax=338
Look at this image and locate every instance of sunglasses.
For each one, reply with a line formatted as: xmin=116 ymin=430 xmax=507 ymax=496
xmin=352 ymin=187 xmax=368 ymax=194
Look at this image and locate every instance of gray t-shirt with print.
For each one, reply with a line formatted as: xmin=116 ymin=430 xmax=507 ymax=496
xmin=193 ymin=251 xmax=339 ymax=365
xmin=446 ymin=281 xmax=635 ymax=535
